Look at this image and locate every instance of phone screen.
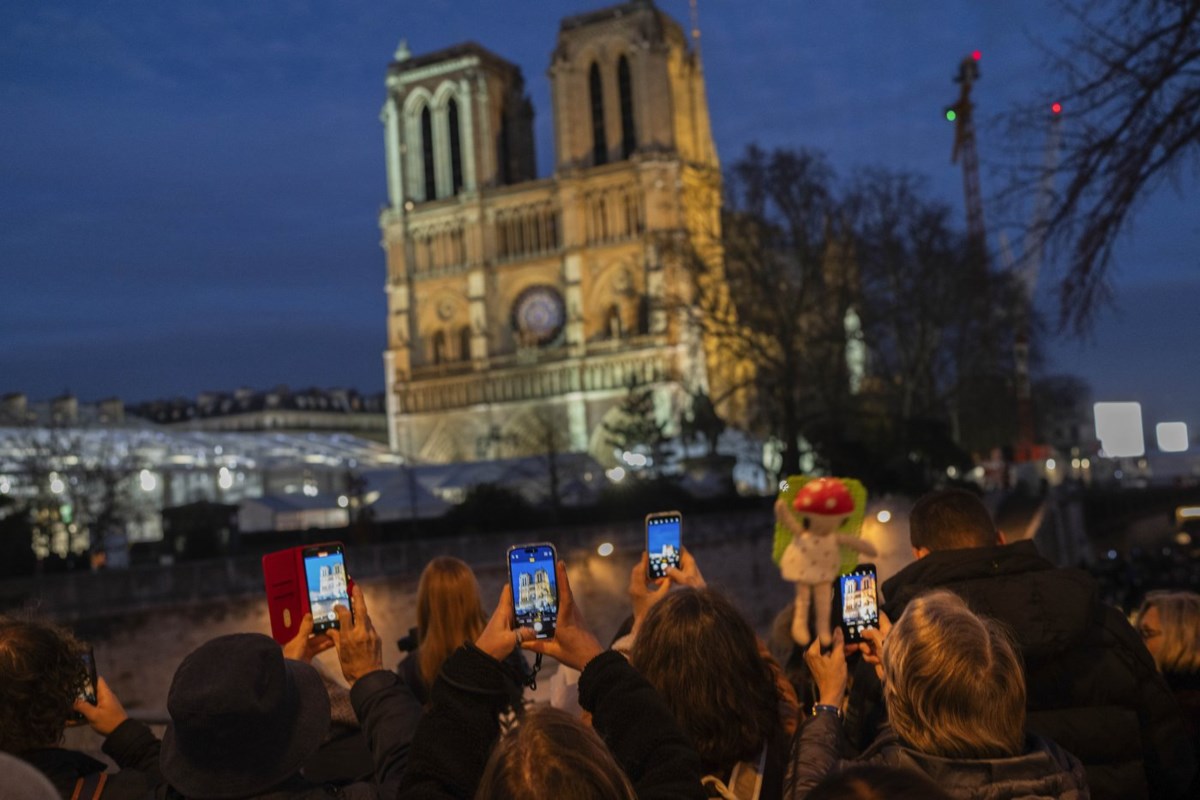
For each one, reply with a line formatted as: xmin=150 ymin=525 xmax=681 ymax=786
xmin=838 ymin=564 xmax=879 ymax=643
xmin=70 ymin=648 xmax=97 ymax=724
xmin=646 ymin=512 xmax=682 ymax=579
xmin=509 ymin=544 xmax=558 ymax=639
xmin=80 ymin=649 xmax=97 ymax=705
xmin=303 ymin=544 xmax=350 ymax=634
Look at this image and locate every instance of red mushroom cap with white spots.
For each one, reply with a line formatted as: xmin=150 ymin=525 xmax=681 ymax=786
xmin=792 ymin=478 xmax=855 ymax=516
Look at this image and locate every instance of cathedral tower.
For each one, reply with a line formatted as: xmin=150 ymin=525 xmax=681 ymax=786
xmin=380 ymin=1 xmax=728 ymax=465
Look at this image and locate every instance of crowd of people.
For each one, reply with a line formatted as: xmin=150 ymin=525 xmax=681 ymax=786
xmin=2 ymin=489 xmax=1198 ymax=799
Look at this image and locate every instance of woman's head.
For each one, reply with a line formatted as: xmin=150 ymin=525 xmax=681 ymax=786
xmin=477 ymin=706 xmax=635 ymax=800
xmin=882 ymin=590 xmax=1025 ymax=759
xmin=0 ymin=616 xmax=89 ymax=753
xmin=417 ymin=557 xmax=487 ymax=690
xmin=1136 ymin=590 xmax=1200 ymax=674
xmin=631 ymin=588 xmax=780 ymax=773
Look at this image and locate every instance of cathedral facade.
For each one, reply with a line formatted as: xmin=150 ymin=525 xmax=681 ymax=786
xmin=379 ymin=1 xmax=728 ymax=465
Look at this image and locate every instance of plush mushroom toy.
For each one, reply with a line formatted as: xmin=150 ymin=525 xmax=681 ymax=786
xmin=774 ymin=477 xmax=876 ymax=647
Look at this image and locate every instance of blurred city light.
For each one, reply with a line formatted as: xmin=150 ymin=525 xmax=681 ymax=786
xmin=337 ymin=495 xmax=349 ymax=508
xmin=1046 ymin=458 xmax=1056 ymax=471
xmin=605 ymin=466 xmax=626 ymax=482
xmin=597 ymin=542 xmax=614 ymax=557
xmin=945 ymin=108 xmax=957 ymax=122
xmin=876 ymin=510 xmax=892 ymax=524
xmin=1094 ymin=402 xmax=1145 ymax=457
xmin=218 ymin=467 xmax=234 ymax=490
xmin=1156 ymin=422 xmax=1189 ymax=453
xmin=49 ymin=473 xmax=66 ymax=494
xmin=1051 ymin=101 xmax=1062 ymax=114
xmin=139 ymin=469 xmax=157 ymax=492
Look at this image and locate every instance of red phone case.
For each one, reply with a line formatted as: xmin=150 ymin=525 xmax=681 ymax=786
xmin=262 ymin=542 xmax=353 ymax=645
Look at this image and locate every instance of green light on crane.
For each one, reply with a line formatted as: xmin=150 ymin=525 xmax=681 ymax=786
xmin=945 ymin=108 xmax=958 ymax=122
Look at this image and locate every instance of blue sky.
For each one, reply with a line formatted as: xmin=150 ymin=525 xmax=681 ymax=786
xmin=2 ymin=1 xmax=1196 ymax=437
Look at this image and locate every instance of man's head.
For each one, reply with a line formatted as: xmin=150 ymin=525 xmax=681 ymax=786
xmin=0 ymin=616 xmax=89 ymax=754
xmin=908 ymin=489 xmax=1003 ymax=558
xmin=161 ymin=633 xmax=331 ymax=798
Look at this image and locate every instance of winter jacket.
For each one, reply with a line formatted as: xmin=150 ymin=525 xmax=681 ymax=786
xmin=786 ymin=712 xmax=1089 ymax=800
xmin=153 ymin=668 xmax=422 ymax=799
xmin=843 ymin=540 xmax=1195 ymax=800
xmin=398 ymin=646 xmax=707 ymax=800
xmin=19 ymin=718 xmax=161 ymax=800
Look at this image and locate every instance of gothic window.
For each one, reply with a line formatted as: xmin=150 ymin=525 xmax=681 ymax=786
xmin=459 ymin=325 xmax=472 ymax=361
xmin=432 ymin=330 xmax=446 ymax=364
xmin=448 ymin=98 xmax=464 ymax=194
xmin=607 ymin=304 xmax=623 ymax=339
xmin=421 ymin=106 xmax=436 ymax=201
xmin=618 ymin=56 xmax=636 ymax=159
xmin=589 ymin=62 xmax=607 ymax=166
xmin=499 ymin=107 xmax=513 ymax=185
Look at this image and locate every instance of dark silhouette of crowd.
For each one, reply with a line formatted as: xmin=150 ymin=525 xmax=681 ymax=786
xmin=2 ymin=489 xmax=1197 ymax=799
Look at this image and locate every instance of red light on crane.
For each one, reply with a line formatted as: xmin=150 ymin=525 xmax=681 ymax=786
xmin=1051 ymin=101 xmax=1062 ymax=114
xmin=971 ymin=50 xmax=982 ymax=61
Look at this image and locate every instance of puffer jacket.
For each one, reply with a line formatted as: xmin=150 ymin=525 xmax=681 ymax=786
xmin=843 ymin=540 xmax=1195 ymax=800
xmin=787 ymin=713 xmax=1089 ymax=800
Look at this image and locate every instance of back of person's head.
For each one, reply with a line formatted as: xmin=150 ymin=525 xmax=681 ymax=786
xmin=1137 ymin=590 xmax=1200 ymax=673
xmin=908 ymin=488 xmax=997 ymax=551
xmin=161 ymin=633 xmax=330 ymax=798
xmin=883 ymin=589 xmax=1025 ymax=759
xmin=476 ymin=706 xmax=635 ymax=800
xmin=631 ymin=588 xmax=780 ymax=774
xmin=0 ymin=752 xmax=60 ymax=800
xmin=417 ymin=556 xmax=487 ymax=690
xmin=807 ymin=764 xmax=954 ymax=800
xmin=0 ymin=616 xmax=87 ymax=754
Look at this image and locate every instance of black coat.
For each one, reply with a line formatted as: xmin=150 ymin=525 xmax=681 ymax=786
xmin=844 ymin=540 xmax=1196 ymax=800
xmin=20 ymin=719 xmax=161 ymax=800
xmin=398 ymin=646 xmax=707 ymax=800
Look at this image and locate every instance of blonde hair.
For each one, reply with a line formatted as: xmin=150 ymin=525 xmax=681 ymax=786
xmin=882 ymin=590 xmax=1025 ymax=759
xmin=476 ymin=706 xmax=636 ymax=800
xmin=417 ymin=557 xmax=487 ymax=691
xmin=1137 ymin=590 xmax=1200 ymax=673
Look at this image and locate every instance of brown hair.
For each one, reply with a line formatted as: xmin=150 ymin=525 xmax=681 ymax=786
xmin=0 ymin=616 xmax=89 ymax=753
xmin=476 ymin=705 xmax=636 ymax=800
xmin=1137 ymin=590 xmax=1200 ymax=673
xmin=417 ymin=557 xmax=487 ymax=691
xmin=908 ymin=489 xmax=998 ymax=551
xmin=882 ymin=590 xmax=1026 ymax=759
xmin=631 ymin=588 xmax=780 ymax=775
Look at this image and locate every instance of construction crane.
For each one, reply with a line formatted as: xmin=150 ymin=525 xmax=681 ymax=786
xmin=946 ymin=51 xmax=987 ymax=269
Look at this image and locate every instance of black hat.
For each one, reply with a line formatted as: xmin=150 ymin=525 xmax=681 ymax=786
xmin=160 ymin=633 xmax=331 ymax=798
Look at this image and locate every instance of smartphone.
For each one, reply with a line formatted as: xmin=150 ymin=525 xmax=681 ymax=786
xmin=508 ymin=543 xmax=559 ymax=639
xmin=302 ymin=543 xmax=352 ymax=634
xmin=645 ymin=511 xmax=682 ymax=580
xmin=835 ymin=563 xmax=879 ymax=644
xmin=70 ymin=647 xmax=98 ymax=724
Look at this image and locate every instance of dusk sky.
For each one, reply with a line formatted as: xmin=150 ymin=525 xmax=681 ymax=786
xmin=2 ymin=1 xmax=1196 ymax=438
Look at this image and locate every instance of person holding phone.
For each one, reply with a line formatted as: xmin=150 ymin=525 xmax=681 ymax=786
xmin=787 ymin=591 xmax=1088 ymax=800
xmin=0 ymin=616 xmax=161 ymax=799
xmin=399 ymin=555 xmax=706 ymax=800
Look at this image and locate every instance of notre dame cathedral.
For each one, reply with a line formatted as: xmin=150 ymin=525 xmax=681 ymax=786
xmin=379 ymin=0 xmax=734 ymax=465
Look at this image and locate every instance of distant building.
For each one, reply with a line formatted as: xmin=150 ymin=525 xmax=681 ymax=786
xmin=380 ymin=0 xmax=742 ymax=465
xmin=128 ymin=386 xmax=388 ymax=443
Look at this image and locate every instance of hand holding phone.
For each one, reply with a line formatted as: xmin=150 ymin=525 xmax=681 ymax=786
xmin=520 ymin=559 xmax=604 ymax=672
xmin=645 ymin=511 xmax=682 ymax=580
xmin=72 ymin=676 xmax=129 ymax=737
xmin=326 ymin=584 xmax=382 ymax=686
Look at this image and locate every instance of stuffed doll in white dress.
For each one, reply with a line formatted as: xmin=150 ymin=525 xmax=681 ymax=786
xmin=774 ymin=477 xmax=876 ymax=647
